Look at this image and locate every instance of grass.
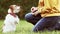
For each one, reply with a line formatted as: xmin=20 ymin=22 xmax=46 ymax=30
xmin=0 ymin=20 xmax=60 ymax=34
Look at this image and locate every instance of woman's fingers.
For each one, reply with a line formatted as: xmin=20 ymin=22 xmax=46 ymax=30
xmin=31 ymin=7 xmax=38 ymax=13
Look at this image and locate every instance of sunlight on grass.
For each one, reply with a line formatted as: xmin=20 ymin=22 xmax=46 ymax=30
xmin=0 ymin=20 xmax=60 ymax=34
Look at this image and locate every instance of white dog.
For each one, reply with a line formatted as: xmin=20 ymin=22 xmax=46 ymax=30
xmin=2 ymin=5 xmax=20 ymax=33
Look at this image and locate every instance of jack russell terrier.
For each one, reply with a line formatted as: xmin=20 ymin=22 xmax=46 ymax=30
xmin=2 ymin=5 xmax=20 ymax=33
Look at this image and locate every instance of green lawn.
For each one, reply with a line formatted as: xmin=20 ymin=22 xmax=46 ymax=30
xmin=0 ymin=20 xmax=60 ymax=34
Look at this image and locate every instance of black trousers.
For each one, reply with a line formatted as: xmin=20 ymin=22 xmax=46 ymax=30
xmin=25 ymin=13 xmax=60 ymax=32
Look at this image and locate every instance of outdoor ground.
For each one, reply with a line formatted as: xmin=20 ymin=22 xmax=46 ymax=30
xmin=0 ymin=20 xmax=60 ymax=34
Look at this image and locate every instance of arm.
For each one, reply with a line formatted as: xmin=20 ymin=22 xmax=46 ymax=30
xmin=31 ymin=0 xmax=44 ymax=16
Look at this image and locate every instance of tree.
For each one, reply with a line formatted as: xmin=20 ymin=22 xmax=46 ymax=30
xmin=0 ymin=0 xmax=38 ymax=19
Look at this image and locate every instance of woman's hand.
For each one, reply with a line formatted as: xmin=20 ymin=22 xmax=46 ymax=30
xmin=32 ymin=11 xmax=40 ymax=16
xmin=31 ymin=7 xmax=38 ymax=13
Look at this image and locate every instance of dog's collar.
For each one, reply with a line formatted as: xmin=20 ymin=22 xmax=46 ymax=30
xmin=8 ymin=13 xmax=16 ymax=17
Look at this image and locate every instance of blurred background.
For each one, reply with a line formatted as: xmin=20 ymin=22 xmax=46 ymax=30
xmin=0 ymin=0 xmax=39 ymax=19
xmin=0 ymin=0 xmax=60 ymax=34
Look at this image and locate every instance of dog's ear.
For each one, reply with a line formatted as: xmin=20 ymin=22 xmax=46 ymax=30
xmin=9 ymin=5 xmax=14 ymax=13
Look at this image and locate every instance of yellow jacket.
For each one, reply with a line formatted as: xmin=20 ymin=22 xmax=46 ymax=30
xmin=38 ymin=0 xmax=60 ymax=17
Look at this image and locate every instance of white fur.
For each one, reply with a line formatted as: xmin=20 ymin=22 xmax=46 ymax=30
xmin=3 ymin=5 xmax=20 ymax=33
xmin=3 ymin=14 xmax=19 ymax=33
xmin=8 ymin=5 xmax=20 ymax=13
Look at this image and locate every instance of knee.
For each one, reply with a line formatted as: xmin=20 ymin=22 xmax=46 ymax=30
xmin=25 ymin=13 xmax=33 ymax=21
